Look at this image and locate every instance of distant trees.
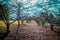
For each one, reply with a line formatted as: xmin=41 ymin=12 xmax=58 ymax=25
xmin=35 ymin=0 xmax=60 ymax=31
xmin=55 ymin=14 xmax=60 ymax=26
xmin=38 ymin=11 xmax=60 ymax=31
xmin=47 ymin=13 xmax=55 ymax=31
xmin=38 ymin=12 xmax=55 ymax=31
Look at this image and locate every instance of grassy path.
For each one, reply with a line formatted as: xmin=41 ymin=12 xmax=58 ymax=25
xmin=0 ymin=20 xmax=60 ymax=40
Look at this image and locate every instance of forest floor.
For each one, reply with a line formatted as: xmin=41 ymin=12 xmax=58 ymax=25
xmin=0 ymin=20 xmax=60 ymax=40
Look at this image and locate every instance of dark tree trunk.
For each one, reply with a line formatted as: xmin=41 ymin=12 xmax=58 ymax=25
xmin=50 ymin=24 xmax=54 ymax=31
xmin=6 ymin=23 xmax=10 ymax=33
xmin=35 ymin=19 xmax=40 ymax=25
xmin=22 ymin=20 xmax=24 ymax=24
xmin=42 ymin=22 xmax=44 ymax=27
xmin=1 ymin=22 xmax=10 ymax=40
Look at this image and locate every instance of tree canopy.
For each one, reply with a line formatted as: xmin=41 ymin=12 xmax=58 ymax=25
xmin=0 ymin=0 xmax=60 ymax=20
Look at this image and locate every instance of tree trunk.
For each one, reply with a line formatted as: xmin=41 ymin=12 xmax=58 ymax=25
xmin=6 ymin=23 xmax=10 ymax=33
xmin=50 ymin=24 xmax=54 ymax=31
xmin=1 ymin=23 xmax=10 ymax=40
xmin=42 ymin=22 xmax=44 ymax=27
xmin=22 ymin=20 xmax=24 ymax=24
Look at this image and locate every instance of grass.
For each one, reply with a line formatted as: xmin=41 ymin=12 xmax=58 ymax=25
xmin=9 ymin=20 xmax=29 ymax=24
xmin=0 ymin=26 xmax=6 ymax=31
xmin=0 ymin=20 xmax=31 ymax=31
xmin=0 ymin=21 xmax=6 ymax=31
xmin=0 ymin=21 xmax=6 ymax=27
xmin=0 ymin=20 xmax=29 ymax=30
xmin=0 ymin=20 xmax=29 ymax=25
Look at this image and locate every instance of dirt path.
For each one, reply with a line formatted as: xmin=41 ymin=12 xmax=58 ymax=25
xmin=2 ymin=20 xmax=60 ymax=40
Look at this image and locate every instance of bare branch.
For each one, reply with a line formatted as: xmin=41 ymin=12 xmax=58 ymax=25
xmin=3 ymin=20 xmax=6 ymax=24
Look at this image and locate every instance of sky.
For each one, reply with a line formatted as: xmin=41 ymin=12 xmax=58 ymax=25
xmin=0 ymin=0 xmax=60 ymax=19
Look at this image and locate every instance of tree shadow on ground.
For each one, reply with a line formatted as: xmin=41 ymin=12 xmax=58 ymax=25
xmin=53 ymin=29 xmax=60 ymax=36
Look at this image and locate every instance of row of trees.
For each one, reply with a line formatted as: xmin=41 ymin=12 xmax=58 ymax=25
xmin=34 ymin=11 xmax=60 ymax=31
xmin=0 ymin=0 xmax=60 ymax=39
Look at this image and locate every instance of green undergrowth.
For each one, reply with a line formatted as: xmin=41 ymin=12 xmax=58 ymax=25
xmin=0 ymin=26 xmax=6 ymax=31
